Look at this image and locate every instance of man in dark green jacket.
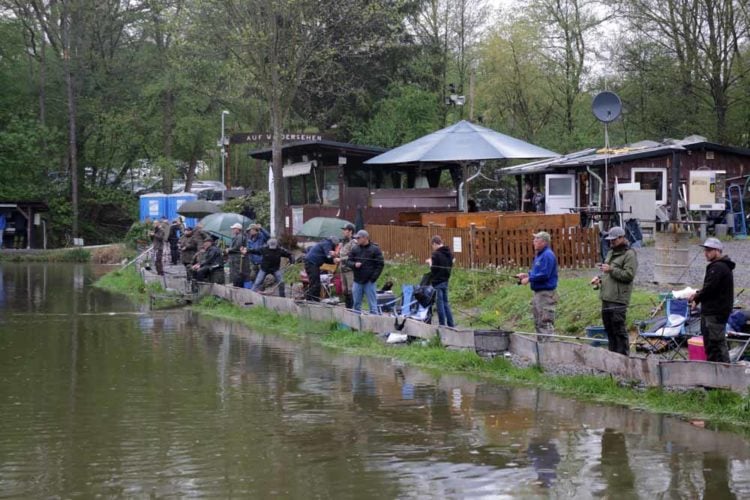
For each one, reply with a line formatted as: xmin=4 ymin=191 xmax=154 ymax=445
xmin=591 ymin=226 xmax=638 ymax=355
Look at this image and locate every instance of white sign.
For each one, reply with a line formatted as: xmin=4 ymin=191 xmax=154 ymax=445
xmin=452 ymin=236 xmax=462 ymax=253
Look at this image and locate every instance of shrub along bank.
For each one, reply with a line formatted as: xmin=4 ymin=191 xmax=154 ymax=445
xmin=96 ymin=262 xmax=750 ymax=431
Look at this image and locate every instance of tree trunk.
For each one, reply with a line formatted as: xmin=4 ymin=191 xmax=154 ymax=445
xmin=62 ymin=0 xmax=78 ymax=238
xmin=185 ymin=156 xmax=197 ymax=193
xmin=271 ymin=108 xmax=285 ymax=237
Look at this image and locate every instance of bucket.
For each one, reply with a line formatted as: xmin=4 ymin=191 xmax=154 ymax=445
xmin=688 ymin=336 xmax=706 ymax=361
xmin=585 ymin=326 xmax=607 ymax=348
xmin=474 ymin=330 xmax=511 ymax=353
xmin=653 ymin=231 xmax=691 ymax=284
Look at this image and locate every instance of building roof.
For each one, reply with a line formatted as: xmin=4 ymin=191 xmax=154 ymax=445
xmin=0 ymin=201 xmax=50 ymax=211
xmin=249 ymin=140 xmax=388 ymax=161
xmin=499 ymin=135 xmax=750 ymax=175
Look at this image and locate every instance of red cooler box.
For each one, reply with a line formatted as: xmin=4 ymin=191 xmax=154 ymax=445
xmin=688 ymin=336 xmax=707 ymax=361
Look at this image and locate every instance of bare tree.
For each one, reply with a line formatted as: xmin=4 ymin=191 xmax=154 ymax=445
xmin=626 ymin=0 xmax=749 ymax=142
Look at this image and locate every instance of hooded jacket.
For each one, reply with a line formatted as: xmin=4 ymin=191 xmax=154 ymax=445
xmin=429 ymin=245 xmax=453 ymax=285
xmin=694 ymin=255 xmax=735 ymax=320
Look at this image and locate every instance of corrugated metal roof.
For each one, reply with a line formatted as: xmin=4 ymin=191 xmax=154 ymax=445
xmin=499 ymin=135 xmax=750 ymax=176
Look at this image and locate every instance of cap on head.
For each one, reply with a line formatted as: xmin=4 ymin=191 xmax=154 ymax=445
xmin=533 ymin=231 xmax=551 ymax=243
xmin=342 ymin=223 xmax=355 ymax=231
xmin=230 ymin=223 xmax=242 ymax=230
xmin=328 ymin=235 xmax=340 ymax=245
xmin=605 ymin=226 xmax=626 ymax=240
xmin=701 ymin=237 xmax=723 ymax=251
xmin=247 ymin=223 xmax=261 ymax=232
xmin=267 ymin=238 xmax=278 ymax=249
xmin=354 ymin=230 xmax=369 ymax=239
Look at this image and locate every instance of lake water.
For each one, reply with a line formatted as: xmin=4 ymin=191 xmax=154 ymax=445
xmin=0 ymin=262 xmax=748 ymax=498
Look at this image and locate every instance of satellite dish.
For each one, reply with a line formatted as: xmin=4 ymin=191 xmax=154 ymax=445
xmin=592 ymin=91 xmax=622 ymax=123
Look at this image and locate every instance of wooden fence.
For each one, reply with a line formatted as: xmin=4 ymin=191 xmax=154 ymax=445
xmin=366 ymin=224 xmax=600 ymax=269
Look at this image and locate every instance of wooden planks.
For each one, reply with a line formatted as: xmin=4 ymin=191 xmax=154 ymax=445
xmin=367 ymin=224 xmax=599 ymax=269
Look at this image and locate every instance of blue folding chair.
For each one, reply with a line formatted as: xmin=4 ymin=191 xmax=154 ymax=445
xmin=637 ymin=298 xmax=693 ymax=359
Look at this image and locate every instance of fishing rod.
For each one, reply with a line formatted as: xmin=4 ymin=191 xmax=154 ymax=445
xmin=121 ymin=244 xmax=154 ymax=270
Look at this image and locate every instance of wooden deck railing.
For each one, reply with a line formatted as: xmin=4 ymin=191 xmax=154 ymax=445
xmin=366 ymin=224 xmax=599 ymax=269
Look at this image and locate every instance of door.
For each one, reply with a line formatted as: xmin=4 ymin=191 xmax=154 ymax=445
xmin=545 ymin=174 xmax=576 ymax=214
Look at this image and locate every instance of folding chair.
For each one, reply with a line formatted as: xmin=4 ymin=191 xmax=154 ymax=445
xmin=378 ymin=284 xmax=414 ymax=315
xmin=637 ymin=298 xmax=692 ymax=360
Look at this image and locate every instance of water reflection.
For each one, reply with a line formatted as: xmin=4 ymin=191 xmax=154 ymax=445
xmin=0 ymin=263 xmax=747 ymax=498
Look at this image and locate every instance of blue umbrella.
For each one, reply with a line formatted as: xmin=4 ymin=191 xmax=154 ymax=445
xmin=364 ymin=120 xmax=558 ymax=164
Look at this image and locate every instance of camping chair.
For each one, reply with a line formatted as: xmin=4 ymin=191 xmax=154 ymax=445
xmin=727 ymin=310 xmax=750 ymax=362
xmin=637 ymin=298 xmax=693 ymax=360
xmin=378 ymin=284 xmax=415 ymax=315
xmin=388 ymin=284 xmax=436 ymax=323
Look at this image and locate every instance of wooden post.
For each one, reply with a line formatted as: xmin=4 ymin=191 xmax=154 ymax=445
xmin=469 ymin=223 xmax=476 ymax=269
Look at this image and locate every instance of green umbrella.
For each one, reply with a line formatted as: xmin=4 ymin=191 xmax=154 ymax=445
xmin=198 ymin=212 xmax=254 ymax=241
xmin=296 ymin=217 xmax=353 ymax=239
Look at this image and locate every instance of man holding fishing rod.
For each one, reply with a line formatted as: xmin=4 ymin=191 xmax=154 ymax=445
xmin=516 ymin=231 xmax=558 ymax=341
xmin=688 ymin=238 xmax=734 ymax=363
xmin=590 ymin=226 xmax=638 ymax=356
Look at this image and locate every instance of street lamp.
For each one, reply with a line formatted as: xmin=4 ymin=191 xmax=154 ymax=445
xmin=220 ymin=110 xmax=230 ymax=197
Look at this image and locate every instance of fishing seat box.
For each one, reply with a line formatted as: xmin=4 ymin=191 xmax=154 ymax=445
xmin=688 ymin=336 xmax=707 ymax=361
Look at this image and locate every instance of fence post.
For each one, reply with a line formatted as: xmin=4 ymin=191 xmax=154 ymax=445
xmin=469 ymin=223 xmax=476 ymax=269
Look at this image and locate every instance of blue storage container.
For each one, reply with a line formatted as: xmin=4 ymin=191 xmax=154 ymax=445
xmin=139 ymin=193 xmax=167 ymax=221
xmin=585 ymin=326 xmax=607 ymax=348
xmin=168 ymin=193 xmax=198 ymax=228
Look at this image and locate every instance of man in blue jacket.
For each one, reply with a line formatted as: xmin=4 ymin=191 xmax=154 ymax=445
xmin=517 ymin=231 xmax=558 ymax=341
xmin=245 ymin=224 xmax=269 ymax=282
xmin=303 ymin=236 xmax=338 ymax=301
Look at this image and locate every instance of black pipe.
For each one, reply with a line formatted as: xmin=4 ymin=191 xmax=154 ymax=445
xmin=670 ymin=149 xmax=680 ymax=221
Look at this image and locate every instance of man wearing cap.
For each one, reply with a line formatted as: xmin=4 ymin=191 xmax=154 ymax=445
xmin=334 ymin=223 xmax=356 ymax=308
xmin=192 ymin=237 xmax=225 ymax=284
xmin=247 ymin=238 xmax=293 ymax=297
xmin=689 ymin=238 xmax=735 ymax=363
xmin=590 ymin=226 xmax=638 ymax=356
xmin=303 ymin=236 xmax=339 ymax=301
xmin=179 ymin=226 xmax=198 ymax=281
xmin=346 ymin=230 xmax=384 ymax=314
xmin=246 ymin=224 xmax=269 ymax=283
xmin=168 ymin=218 xmax=182 ymax=265
xmin=149 ymin=219 xmax=165 ymax=276
xmin=227 ymin=223 xmax=248 ymax=287
xmin=517 ymin=231 xmax=558 ymax=340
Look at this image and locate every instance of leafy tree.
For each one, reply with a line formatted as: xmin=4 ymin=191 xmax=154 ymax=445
xmin=352 ymin=84 xmax=441 ymax=148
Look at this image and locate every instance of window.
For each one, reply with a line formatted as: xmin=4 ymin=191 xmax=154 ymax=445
xmin=321 ymin=167 xmax=339 ymax=206
xmin=632 ymin=168 xmax=667 ymax=202
xmin=288 ymin=176 xmax=305 ymax=205
xmin=548 ymin=176 xmax=573 ymax=196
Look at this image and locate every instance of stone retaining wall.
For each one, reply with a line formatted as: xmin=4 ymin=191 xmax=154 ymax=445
xmin=141 ymin=265 xmax=749 ymax=394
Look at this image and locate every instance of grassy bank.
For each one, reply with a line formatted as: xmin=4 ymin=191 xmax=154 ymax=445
xmin=194 ymin=296 xmax=750 ymax=431
xmin=95 ymin=265 xmax=156 ymax=299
